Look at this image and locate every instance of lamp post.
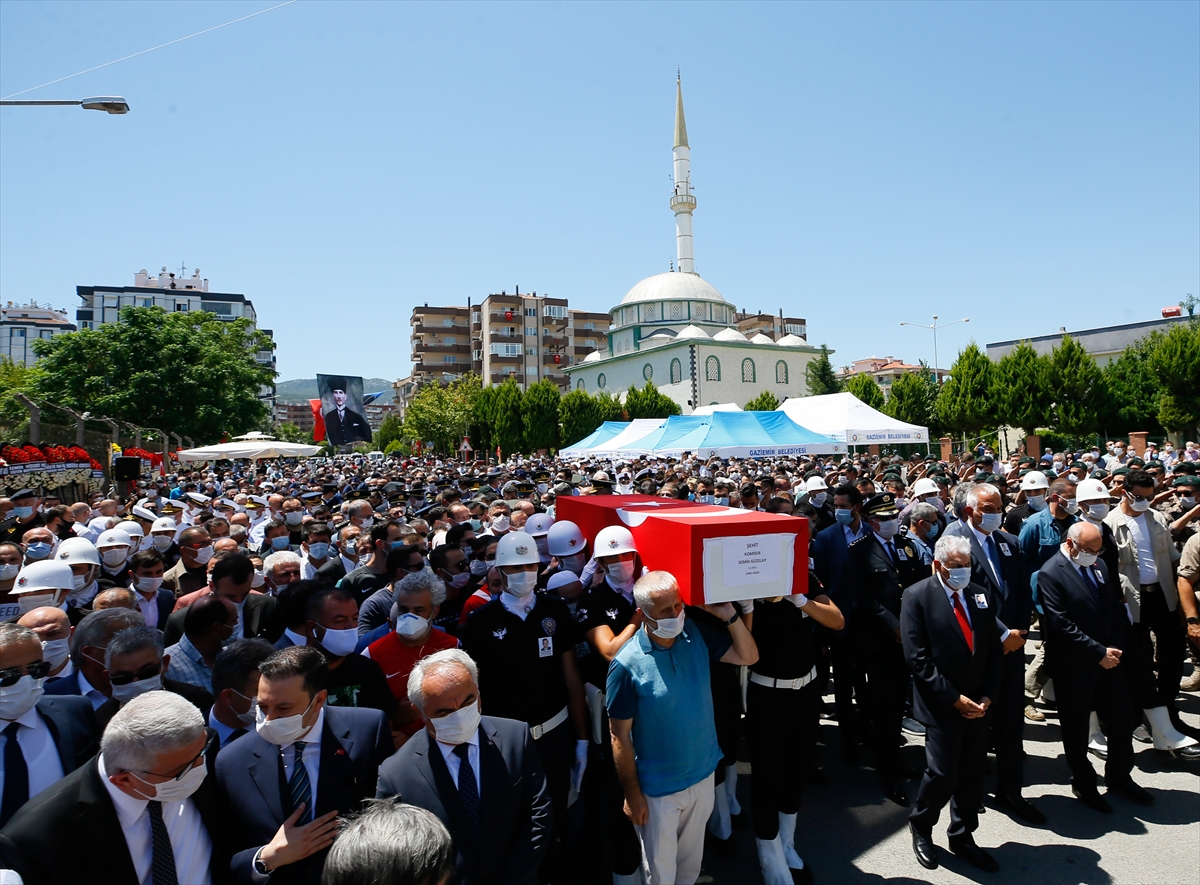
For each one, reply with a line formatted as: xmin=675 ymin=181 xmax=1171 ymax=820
xmin=1 ymin=96 xmax=130 ymax=114
xmin=899 ymin=316 xmax=970 ymax=384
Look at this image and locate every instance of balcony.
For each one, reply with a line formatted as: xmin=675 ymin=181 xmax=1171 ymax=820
xmin=489 ymin=372 xmax=524 ymax=385
xmin=542 ymin=353 xmax=569 ymax=366
xmin=543 ymin=335 xmax=569 ymax=348
xmin=489 ymin=352 xmax=521 ymax=363
xmin=413 ymin=322 xmax=470 ymax=335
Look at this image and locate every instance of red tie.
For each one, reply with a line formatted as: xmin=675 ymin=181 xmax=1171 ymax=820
xmin=952 ymin=591 xmax=974 ymax=653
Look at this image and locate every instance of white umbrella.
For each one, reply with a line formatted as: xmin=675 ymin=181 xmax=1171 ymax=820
xmin=174 ymin=439 xmax=322 ymax=462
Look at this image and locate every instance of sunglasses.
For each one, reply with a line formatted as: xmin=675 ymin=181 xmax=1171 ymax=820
xmin=108 ymin=662 xmax=163 ymax=686
xmin=0 ymin=661 xmax=52 ymax=687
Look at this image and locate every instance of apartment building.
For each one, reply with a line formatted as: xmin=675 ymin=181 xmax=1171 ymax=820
xmin=1 ymin=301 xmax=76 ymax=366
xmin=837 ymin=356 xmax=947 ymax=397
xmin=733 ymin=310 xmax=808 ymax=341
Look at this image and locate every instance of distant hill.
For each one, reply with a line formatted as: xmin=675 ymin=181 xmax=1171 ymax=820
xmin=275 ymin=378 xmax=394 ymax=404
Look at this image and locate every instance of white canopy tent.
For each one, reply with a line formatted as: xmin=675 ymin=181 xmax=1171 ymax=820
xmin=690 ymin=403 xmax=743 ymax=416
xmin=776 ymin=392 xmax=928 ymax=444
xmin=175 ymin=438 xmax=322 ymax=462
xmin=579 ymin=419 xmax=667 ymax=458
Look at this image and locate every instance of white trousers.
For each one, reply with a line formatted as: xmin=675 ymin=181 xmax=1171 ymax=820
xmin=635 ymin=773 xmax=715 ymax=885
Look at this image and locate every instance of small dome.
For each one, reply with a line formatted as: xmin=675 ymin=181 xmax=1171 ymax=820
xmin=713 ymin=327 xmax=748 ymax=342
xmin=674 ymin=324 xmax=711 ymax=339
xmin=750 ymin=333 xmax=776 ymax=345
xmin=646 ymin=330 xmax=676 ymax=339
xmin=582 ymin=350 xmax=606 ymax=363
xmin=619 ymin=272 xmax=729 ymax=306
xmin=777 ymin=334 xmax=807 ymax=347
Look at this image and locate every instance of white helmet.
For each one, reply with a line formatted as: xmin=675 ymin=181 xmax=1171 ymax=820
xmin=12 ymin=561 xmax=75 ymax=595
xmin=151 ymin=517 xmax=178 ymax=534
xmin=805 ymin=475 xmax=828 ymax=493
xmin=115 ymin=520 xmax=145 ymax=541
xmin=526 ymin=512 xmax=554 ymax=537
xmin=494 ymin=531 xmax=542 ymax=567
xmin=1020 ymin=471 xmax=1050 ymax=491
xmin=1075 ymin=478 xmax=1110 ymax=504
xmin=56 ymin=537 xmax=100 ymax=567
xmin=547 ymin=520 xmax=587 ymax=557
xmin=911 ymin=477 xmax=939 ymax=498
xmin=594 ymin=525 xmax=637 ymax=557
xmin=96 ymin=529 xmax=133 ymax=551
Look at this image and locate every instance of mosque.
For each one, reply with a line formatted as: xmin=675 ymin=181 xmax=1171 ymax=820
xmin=563 ymin=78 xmax=824 ymax=413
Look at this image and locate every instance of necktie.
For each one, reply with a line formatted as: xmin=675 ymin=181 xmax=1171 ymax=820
xmin=1079 ymin=567 xmax=1103 ymax=608
xmin=288 ymin=741 xmax=312 ymax=825
xmin=952 ymin=591 xmax=974 ymax=653
xmin=886 ymin=540 xmax=899 ymax=569
xmin=0 ymin=721 xmax=29 ymax=827
xmin=147 ymin=800 xmax=179 ymax=885
xmin=986 ymin=534 xmax=1004 ymax=590
xmin=453 ymin=743 xmax=480 ymax=833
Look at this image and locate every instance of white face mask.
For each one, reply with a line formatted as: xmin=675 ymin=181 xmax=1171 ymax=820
xmin=648 ymin=610 xmax=686 ymax=640
xmin=560 ymin=552 xmax=588 ymax=573
xmin=0 ymin=563 xmax=19 ymax=581
xmin=490 ymin=515 xmax=511 ymax=533
xmin=251 ymin=569 xmax=266 ymax=589
xmin=0 ymin=674 xmax=45 ymax=720
xmin=943 ymin=566 xmax=972 ymax=591
xmin=101 ymin=549 xmax=129 ymax=569
xmin=395 ymin=613 xmax=430 ymax=639
xmin=429 ymin=700 xmax=481 ymax=745
xmin=306 ymin=542 xmax=330 ymax=561
xmin=1085 ymin=502 xmax=1110 ymax=521
xmin=18 ymin=591 xmax=63 ymax=614
xmin=128 ymin=758 xmax=208 ymax=804
xmin=41 ymin=637 xmax=71 ymax=669
xmin=284 ymin=512 xmax=304 ymax=527
xmin=191 ymin=545 xmax=214 ymax=565
xmin=232 ymin=690 xmax=259 ymax=725
xmin=135 ymin=577 xmax=164 ymax=595
xmin=1182 ymin=496 xmax=1197 ymax=508
xmin=503 ymin=570 xmax=538 ymax=598
xmin=978 ymin=512 xmax=1003 ymax=533
xmin=356 ymin=516 xmax=374 ymax=530
xmin=1027 ymin=495 xmax=1049 ymax=512
xmin=606 ymin=560 xmax=635 ymax=586
xmin=111 ymin=674 xmax=162 ymax=705
xmin=810 ymin=492 xmax=827 ymax=508
xmin=72 ymin=574 xmax=90 ymax=591
xmin=1070 ymin=548 xmax=1098 ymax=568
xmin=256 ymin=696 xmax=317 ymax=746
xmin=315 ymin=624 xmax=358 ymax=658
xmin=874 ymin=518 xmax=899 ymax=540
xmin=1062 ymin=499 xmax=1080 ymax=515
xmin=152 ymin=535 xmax=174 ymax=552
xmin=1128 ymin=496 xmax=1151 ymax=513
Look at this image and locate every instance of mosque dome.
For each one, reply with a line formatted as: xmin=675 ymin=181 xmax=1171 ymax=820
xmin=749 ymin=333 xmax=776 ymax=345
xmin=582 ymin=350 xmax=606 ymax=363
xmin=619 ymin=272 xmax=729 ymax=306
xmin=712 ymin=327 xmax=748 ymax=342
xmin=776 ymin=334 xmax=807 ymax=347
xmin=674 ymin=324 xmax=711 ymax=339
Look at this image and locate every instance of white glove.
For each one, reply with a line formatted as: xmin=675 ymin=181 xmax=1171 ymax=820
xmin=571 ymin=739 xmax=589 ymax=792
xmin=788 ymin=594 xmax=808 ymax=608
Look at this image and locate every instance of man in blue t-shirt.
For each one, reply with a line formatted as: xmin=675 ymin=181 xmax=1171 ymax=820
xmin=606 ymin=571 xmax=759 ymax=885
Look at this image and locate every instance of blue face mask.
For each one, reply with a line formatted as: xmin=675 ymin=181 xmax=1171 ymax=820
xmin=13 ymin=506 xmax=34 ymax=520
xmin=307 ymin=542 xmax=330 ymax=560
xmin=834 ymin=508 xmax=855 ymax=526
xmin=24 ymin=541 xmax=53 ymax=560
xmin=978 ymin=512 xmax=1003 ymax=533
xmin=390 ymin=540 xmax=408 ymax=550
xmin=469 ymin=519 xmax=482 ymax=531
xmin=270 ymin=536 xmax=290 ymax=551
xmin=927 ymin=522 xmax=939 ymax=540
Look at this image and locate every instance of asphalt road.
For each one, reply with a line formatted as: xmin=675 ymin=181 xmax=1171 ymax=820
xmin=698 ymin=659 xmax=1200 ymax=885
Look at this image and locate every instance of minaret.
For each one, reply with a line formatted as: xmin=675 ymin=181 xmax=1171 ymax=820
xmin=671 ymin=75 xmax=697 ymax=274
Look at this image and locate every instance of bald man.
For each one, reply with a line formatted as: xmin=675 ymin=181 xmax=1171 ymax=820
xmin=17 ymin=607 xmax=73 ymax=681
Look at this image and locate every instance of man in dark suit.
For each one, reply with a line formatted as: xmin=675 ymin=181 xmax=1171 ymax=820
xmin=0 ymin=622 xmax=101 ymax=828
xmin=322 ymin=376 xmax=371 ymax=446
xmin=94 ymin=624 xmax=215 ymax=731
xmin=216 ymin=645 xmax=393 ymax=885
xmin=850 ymin=492 xmax=927 ymax=805
xmin=902 ymin=534 xmax=1003 ymax=872
xmin=944 ymin=482 xmax=1042 ymax=823
xmin=1038 ymin=521 xmax=1153 ymax=812
xmin=127 ymin=549 xmax=175 ymax=630
xmin=163 ymin=551 xmax=281 ymax=646
xmin=0 ymin=691 xmax=232 ymax=885
xmin=376 ymin=648 xmax=552 ymax=885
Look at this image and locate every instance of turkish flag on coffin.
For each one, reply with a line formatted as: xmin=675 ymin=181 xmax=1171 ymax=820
xmin=556 ymin=495 xmax=808 ymax=606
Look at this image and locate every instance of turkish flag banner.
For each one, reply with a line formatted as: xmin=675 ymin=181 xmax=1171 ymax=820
xmin=557 ymin=495 xmax=808 ymax=605
xmin=309 ymin=400 xmax=326 ymax=443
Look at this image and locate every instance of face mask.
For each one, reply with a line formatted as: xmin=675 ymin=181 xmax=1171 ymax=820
xmin=101 ymin=550 xmax=129 ymax=569
xmin=232 ymin=690 xmax=258 ymax=725
xmin=251 ymin=568 xmax=266 ymax=589
xmin=0 ymin=563 xmax=19 ymax=581
xmin=18 ymin=591 xmax=61 ymax=614
xmin=41 ymin=636 xmax=71 ymax=669
xmin=284 ymin=512 xmax=304 ymax=527
xmin=648 ymin=611 xmax=686 ymax=640
xmin=468 ymin=559 xmax=487 ymax=577
xmin=1027 ymin=495 xmax=1048 ymax=512
xmin=606 ymin=560 xmax=635 ymax=586
xmin=111 ymin=674 xmax=162 ymax=705
xmin=503 ymin=570 xmax=537 ymax=598
xmin=560 ymin=552 xmax=587 ymax=573
xmin=447 ymin=571 xmax=471 ymax=590
xmin=1128 ymin=496 xmax=1150 ymax=513
xmin=469 ymin=519 xmax=482 ymax=531
xmin=1062 ymin=499 xmax=1079 ymax=515
xmin=0 ymin=674 xmax=45 ymax=720
xmin=307 ymin=542 xmax=330 ymax=560
xmin=72 ymin=574 xmax=90 ymax=591
xmin=430 ymin=700 xmax=481 ymax=745
xmin=1182 ymin=497 xmax=1196 ymax=508
xmin=144 ymin=489 xmax=159 ymax=499
xmin=1085 ymin=502 xmax=1109 ymax=521
xmin=136 ymin=577 xmax=164 ymax=595
xmin=810 ymin=492 xmax=827 ymax=508
xmin=191 ymin=546 xmax=214 ymax=565
xmin=129 ymin=758 xmax=208 ymax=804
xmin=978 ymin=512 xmax=1002 ymax=533
xmin=491 ymin=515 xmax=511 ymax=533
xmin=24 ymin=542 xmax=53 ymax=561
xmin=834 ymin=509 xmax=854 ymax=526
xmin=12 ymin=506 xmax=34 ymax=520
xmin=715 ymin=497 xmax=730 ymax=507
xmin=150 ymin=534 xmax=174 ymax=552
xmin=695 ymin=494 xmax=715 ymax=505
xmin=943 ymin=567 xmax=972 ymax=591
xmin=874 ymin=518 xmax=899 ymax=539
xmin=270 ymin=536 xmax=290 ymax=551
xmin=926 ymin=522 xmax=939 ymax=540
xmin=315 ymin=625 xmax=358 ymax=658
xmin=256 ymin=696 xmax=316 ymax=746
xmin=395 ymin=612 xmax=430 ymax=639
xmin=1114 ymin=449 xmax=1124 ymax=457
xmin=1070 ymin=548 xmax=1098 ymax=568
xmin=356 ymin=516 xmax=374 ymax=530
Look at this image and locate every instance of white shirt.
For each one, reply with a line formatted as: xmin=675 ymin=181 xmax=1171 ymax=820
xmin=937 ymin=575 xmax=973 ymax=629
xmin=339 ymin=554 xmax=358 ymax=575
xmin=134 ymin=587 xmax=160 ymax=629
xmin=435 ymin=727 xmax=481 ymax=799
xmin=1126 ymin=512 xmax=1158 ymax=584
xmin=0 ymin=703 xmax=65 ymax=802
xmin=301 ymin=555 xmax=326 ymax=581
xmin=842 ymin=521 xmax=867 ymax=547
xmin=281 ymin=708 xmax=325 ymax=812
xmin=77 ymin=670 xmax=109 ymax=710
xmin=97 ymin=753 xmax=213 ymax=885
xmin=968 ymin=523 xmax=1005 ymax=589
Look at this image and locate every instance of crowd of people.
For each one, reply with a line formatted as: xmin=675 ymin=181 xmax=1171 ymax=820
xmin=0 ymin=435 xmax=1198 ymax=885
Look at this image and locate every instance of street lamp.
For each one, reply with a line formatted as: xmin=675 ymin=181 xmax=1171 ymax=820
xmin=0 ymin=96 xmax=130 ymax=114
xmin=899 ymin=315 xmax=969 ymax=384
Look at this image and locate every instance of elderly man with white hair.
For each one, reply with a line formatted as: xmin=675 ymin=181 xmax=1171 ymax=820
xmin=376 ymin=648 xmax=552 ymax=885
xmin=0 ymin=690 xmax=231 ymax=884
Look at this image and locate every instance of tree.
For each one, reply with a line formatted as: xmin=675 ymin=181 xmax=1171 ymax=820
xmin=0 ymin=357 xmax=41 ymax=439
xmin=844 ymin=373 xmax=885 ymax=410
xmin=403 ymin=374 xmax=480 ymax=453
xmin=274 ymin=422 xmax=312 ymax=444
xmin=1150 ymin=321 xmax=1200 ymax=434
xmin=991 ymin=342 xmax=1054 ymax=432
xmin=373 ymin=413 xmax=406 ymax=452
xmin=884 ymin=365 xmax=938 ymax=434
xmin=937 ymin=343 xmax=995 ymax=438
xmin=1097 ymin=334 xmax=1164 ymax=436
xmin=624 ymin=381 xmax=681 ymax=420
xmin=492 ymin=379 xmax=526 ymax=456
xmin=521 ymin=380 xmax=561 ymax=452
xmin=596 ymin=391 xmax=626 ymax=422
xmin=1048 ymin=334 xmax=1104 ymax=438
xmin=30 ymin=306 xmax=275 ymax=443
xmin=471 ymin=383 xmax=500 ymax=453
xmin=805 ymin=344 xmax=841 ymax=396
xmin=559 ymin=389 xmax=604 ymax=448
xmin=744 ymin=390 xmax=780 ymax=411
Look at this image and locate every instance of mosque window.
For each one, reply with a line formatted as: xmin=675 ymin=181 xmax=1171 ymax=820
xmin=645 ymin=304 xmax=657 ymax=321
xmin=742 ymin=358 xmax=756 ymax=383
xmin=776 ymin=360 xmax=788 ymax=384
xmin=670 ymin=358 xmax=682 ymax=384
xmin=598 ymin=373 xmax=607 ymax=389
xmin=577 ymin=378 xmax=585 ymax=390
xmin=671 ymin=302 xmax=683 ymax=319
xmin=705 ymin=356 xmax=720 ymax=381
xmin=643 ymin=363 xmax=653 ymax=381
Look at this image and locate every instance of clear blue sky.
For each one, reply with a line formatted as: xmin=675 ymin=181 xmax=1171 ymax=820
xmin=2 ymin=1 xmax=1197 ymax=383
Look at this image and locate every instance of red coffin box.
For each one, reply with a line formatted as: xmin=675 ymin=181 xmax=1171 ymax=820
xmin=557 ymin=495 xmax=808 ymax=605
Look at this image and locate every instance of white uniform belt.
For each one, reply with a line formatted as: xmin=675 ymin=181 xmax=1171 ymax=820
xmin=530 ymin=705 xmax=569 ymax=740
xmin=749 ymin=666 xmax=818 ymax=691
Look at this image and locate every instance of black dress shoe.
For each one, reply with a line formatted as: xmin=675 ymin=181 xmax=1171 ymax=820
xmin=948 ymin=836 xmax=1000 ymax=872
xmin=993 ymin=793 xmax=1047 ymax=825
xmin=1071 ymin=784 xmax=1113 ymax=813
xmin=910 ymin=823 xmax=938 ymax=870
xmin=883 ymin=778 xmax=910 ymax=807
xmin=1158 ymin=743 xmax=1200 ymax=762
xmin=1107 ymin=778 xmax=1155 ymax=806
